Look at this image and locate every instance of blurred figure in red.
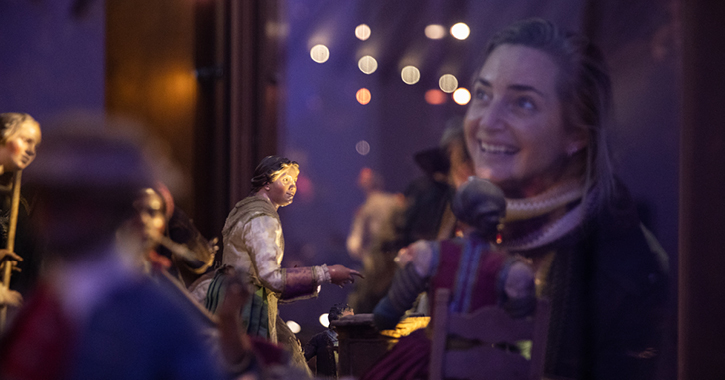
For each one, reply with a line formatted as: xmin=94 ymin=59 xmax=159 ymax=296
xmin=0 ymin=116 xmax=222 ymax=380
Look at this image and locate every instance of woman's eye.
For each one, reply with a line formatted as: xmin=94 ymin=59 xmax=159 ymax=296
xmin=474 ymin=88 xmax=491 ymax=102
xmin=514 ymin=97 xmax=536 ymax=112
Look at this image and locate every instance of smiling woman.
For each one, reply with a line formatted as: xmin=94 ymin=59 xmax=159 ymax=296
xmin=462 ymin=19 xmax=668 ymax=379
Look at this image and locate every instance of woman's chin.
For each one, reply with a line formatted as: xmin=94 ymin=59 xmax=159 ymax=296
xmin=474 ymin=168 xmax=509 ymax=186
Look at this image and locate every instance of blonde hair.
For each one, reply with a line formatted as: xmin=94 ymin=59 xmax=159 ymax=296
xmin=480 ymin=19 xmax=615 ymax=206
xmin=0 ymin=112 xmax=41 ymax=144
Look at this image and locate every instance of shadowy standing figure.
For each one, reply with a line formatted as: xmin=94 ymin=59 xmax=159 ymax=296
xmin=346 ymin=167 xmax=403 ymax=313
xmin=304 ymin=303 xmax=354 ymax=379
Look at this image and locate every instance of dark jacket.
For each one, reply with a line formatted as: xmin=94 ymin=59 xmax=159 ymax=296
xmin=304 ymin=329 xmax=338 ymax=379
xmin=539 ymin=182 xmax=669 ymax=379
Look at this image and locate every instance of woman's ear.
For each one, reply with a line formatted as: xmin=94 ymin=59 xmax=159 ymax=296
xmin=566 ymin=131 xmax=588 ymax=157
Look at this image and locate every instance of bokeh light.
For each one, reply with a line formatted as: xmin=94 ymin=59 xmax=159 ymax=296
xmin=439 ymin=74 xmax=458 ymax=93
xmin=356 ymin=140 xmax=371 ymax=156
xmin=450 ymin=23 xmax=470 ymax=40
xmin=401 ymin=66 xmax=421 ymax=85
xmin=358 ymin=55 xmax=378 ymax=74
xmin=355 ymin=24 xmax=371 ymax=40
xmin=310 ymin=44 xmax=330 ymax=63
xmin=424 ymin=24 xmax=446 ymax=39
xmin=453 ymin=88 xmax=471 ymax=105
xmin=286 ymin=320 xmax=302 ymax=334
xmin=319 ymin=313 xmax=330 ymax=328
xmin=356 ymin=88 xmax=371 ymax=105
xmin=425 ymin=89 xmax=447 ymax=105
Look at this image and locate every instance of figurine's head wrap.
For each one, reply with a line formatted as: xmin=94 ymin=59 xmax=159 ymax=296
xmin=451 ymin=177 xmax=506 ymax=238
xmin=250 ymin=155 xmax=299 ymax=194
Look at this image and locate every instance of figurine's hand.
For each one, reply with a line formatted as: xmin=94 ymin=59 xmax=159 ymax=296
xmin=328 ymin=264 xmax=364 ymax=287
xmin=216 ymin=268 xmax=254 ymax=366
xmin=0 ymin=286 xmax=22 ymax=307
xmin=208 ymin=237 xmax=220 ymax=256
xmin=0 ymin=249 xmax=22 ymax=263
xmin=217 ymin=269 xmax=250 ymax=320
xmin=394 ymin=247 xmax=413 ymax=268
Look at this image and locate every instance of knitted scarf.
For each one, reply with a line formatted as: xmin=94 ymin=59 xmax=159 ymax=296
xmin=497 ymin=181 xmax=596 ymax=252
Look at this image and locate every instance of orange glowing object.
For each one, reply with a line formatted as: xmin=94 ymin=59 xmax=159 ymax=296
xmin=425 ymin=89 xmax=447 ymax=105
xmin=356 ymin=88 xmax=372 ymax=105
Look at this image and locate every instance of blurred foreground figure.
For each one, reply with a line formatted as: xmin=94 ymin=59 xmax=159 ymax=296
xmin=0 ymin=117 xmax=221 ymax=380
xmin=362 ymin=178 xmax=535 ymax=380
xmin=0 ymin=113 xmax=42 ymax=309
xmin=215 ymin=266 xmax=311 ymax=380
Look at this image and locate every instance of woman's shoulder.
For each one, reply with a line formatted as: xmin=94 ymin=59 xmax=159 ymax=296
xmin=586 ymin=181 xmax=669 ymax=294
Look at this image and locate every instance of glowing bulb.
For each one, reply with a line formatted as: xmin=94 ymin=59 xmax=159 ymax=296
xmin=439 ymin=74 xmax=458 ymax=93
xmin=355 ymin=24 xmax=371 ymax=40
xmin=319 ymin=313 xmax=330 ymax=328
xmin=356 ymin=88 xmax=371 ymax=105
xmin=358 ymin=55 xmax=378 ymax=74
xmin=453 ymin=88 xmax=471 ymax=105
xmin=401 ymin=66 xmax=421 ymax=85
xmin=450 ymin=23 xmax=470 ymax=40
xmin=425 ymin=24 xmax=446 ymax=39
xmin=310 ymin=44 xmax=330 ymax=63
xmin=286 ymin=320 xmax=301 ymax=334
xmin=425 ymin=89 xmax=447 ymax=105
xmin=356 ymin=140 xmax=371 ymax=156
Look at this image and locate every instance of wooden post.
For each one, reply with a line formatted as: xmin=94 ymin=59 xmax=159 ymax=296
xmin=0 ymin=171 xmax=22 ymax=331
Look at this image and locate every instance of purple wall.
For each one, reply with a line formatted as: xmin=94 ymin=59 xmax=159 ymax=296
xmin=0 ymin=0 xmax=105 ymax=123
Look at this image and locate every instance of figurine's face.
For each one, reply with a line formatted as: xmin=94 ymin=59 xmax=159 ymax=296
xmin=134 ymin=188 xmax=166 ymax=246
xmin=266 ymin=168 xmax=298 ymax=207
xmin=0 ymin=121 xmax=41 ymax=172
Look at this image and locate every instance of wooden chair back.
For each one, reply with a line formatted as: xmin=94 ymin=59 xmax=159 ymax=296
xmin=429 ymin=288 xmax=550 ymax=380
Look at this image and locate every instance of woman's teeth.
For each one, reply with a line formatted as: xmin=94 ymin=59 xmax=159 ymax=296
xmin=479 ymin=142 xmax=516 ymax=155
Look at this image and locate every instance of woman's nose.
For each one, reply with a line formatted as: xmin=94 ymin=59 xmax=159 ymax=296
xmin=476 ymin=102 xmax=505 ymax=132
xmin=26 ymin=145 xmax=36 ymax=156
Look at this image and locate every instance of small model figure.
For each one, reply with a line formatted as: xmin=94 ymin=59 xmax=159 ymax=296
xmin=304 ymin=304 xmax=354 ymax=379
xmin=0 ymin=112 xmax=41 ymax=307
xmin=202 ymin=156 xmax=362 ymax=373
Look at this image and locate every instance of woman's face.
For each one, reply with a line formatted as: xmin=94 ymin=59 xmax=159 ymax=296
xmin=464 ymin=44 xmax=583 ymax=198
xmin=0 ymin=121 xmax=41 ymax=172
